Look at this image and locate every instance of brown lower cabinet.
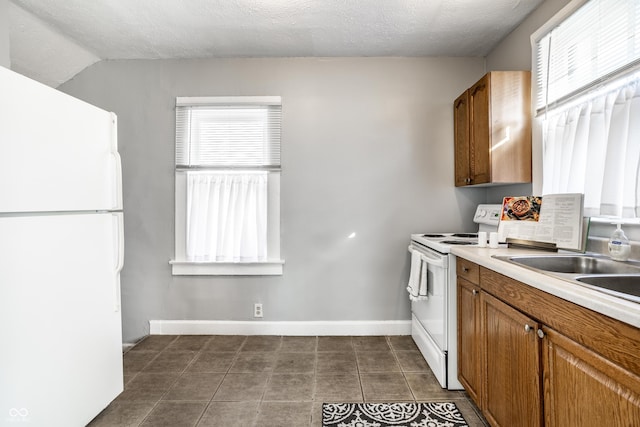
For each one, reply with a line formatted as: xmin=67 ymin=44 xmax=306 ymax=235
xmin=482 ymin=291 xmax=542 ymax=427
xmin=457 ymin=277 xmax=482 ymax=403
xmin=543 ymin=327 xmax=640 ymax=425
xmin=456 ymin=257 xmax=640 ymax=427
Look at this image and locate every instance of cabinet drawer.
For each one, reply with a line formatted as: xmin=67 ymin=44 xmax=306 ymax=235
xmin=457 ymin=258 xmax=479 ymax=284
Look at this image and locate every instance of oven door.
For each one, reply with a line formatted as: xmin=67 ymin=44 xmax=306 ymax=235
xmin=409 ymin=243 xmax=449 ymax=351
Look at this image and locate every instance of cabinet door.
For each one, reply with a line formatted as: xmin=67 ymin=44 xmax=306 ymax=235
xmin=469 ymin=75 xmax=491 ymax=185
xmin=454 ymin=91 xmax=471 ymax=187
xmin=482 ymin=292 xmax=542 ymax=427
xmin=487 ymin=71 xmax=532 ymax=184
xmin=457 ymin=277 xmax=482 ymax=403
xmin=543 ymin=326 xmax=640 ymax=427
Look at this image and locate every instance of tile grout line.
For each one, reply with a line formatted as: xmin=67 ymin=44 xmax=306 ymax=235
xmin=312 ymin=336 xmax=319 ymax=426
xmin=257 ymin=336 xmax=281 ymax=407
xmin=123 ymin=335 xmax=179 ymax=386
xmin=388 ymin=337 xmax=419 ymax=403
xmin=178 ymin=337 xmax=215 ymax=426
xmin=191 ymin=335 xmax=234 ymax=427
xmin=135 ymin=335 xmax=193 ymax=427
xmin=143 ymin=335 xmax=246 ymax=427
xmin=195 ymin=335 xmax=249 ymax=426
xmin=309 ymin=336 xmax=318 ymax=415
xmin=353 ymin=337 xmax=368 ymax=403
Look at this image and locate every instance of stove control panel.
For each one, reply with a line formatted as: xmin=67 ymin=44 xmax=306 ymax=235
xmin=473 ymin=204 xmax=502 ymax=226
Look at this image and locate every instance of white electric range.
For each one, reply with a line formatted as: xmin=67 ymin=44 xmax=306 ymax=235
xmin=408 ymin=204 xmax=502 ymax=389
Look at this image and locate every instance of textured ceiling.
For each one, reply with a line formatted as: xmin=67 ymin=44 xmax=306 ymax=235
xmin=8 ymin=0 xmax=544 ymax=87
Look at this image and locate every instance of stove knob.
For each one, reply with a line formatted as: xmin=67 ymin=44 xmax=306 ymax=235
xmin=477 ymin=209 xmax=487 ymax=218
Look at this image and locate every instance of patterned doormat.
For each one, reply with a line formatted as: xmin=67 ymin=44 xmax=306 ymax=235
xmin=322 ymin=402 xmax=468 ymax=427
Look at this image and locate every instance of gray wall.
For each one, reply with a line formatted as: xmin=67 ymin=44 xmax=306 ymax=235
xmin=56 ymin=1 xmax=575 ymax=344
xmin=60 ymin=57 xmax=486 ymax=342
xmin=0 ymin=0 xmax=9 ymax=68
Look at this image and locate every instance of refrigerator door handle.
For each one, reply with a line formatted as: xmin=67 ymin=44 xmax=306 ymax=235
xmin=114 ymin=213 xmax=124 ymax=274
xmin=114 ymin=276 xmax=122 ymax=313
xmin=113 ymin=213 xmax=124 ymax=312
xmin=112 ymin=151 xmax=123 ymax=210
xmin=110 ymin=113 xmax=123 ymax=211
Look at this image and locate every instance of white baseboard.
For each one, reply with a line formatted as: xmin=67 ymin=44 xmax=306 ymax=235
xmin=148 ymin=320 xmax=411 ymax=336
xmin=122 ymin=343 xmax=136 ymax=353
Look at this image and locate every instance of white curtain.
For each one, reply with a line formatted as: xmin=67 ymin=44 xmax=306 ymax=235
xmin=542 ymin=79 xmax=640 ymax=218
xmin=186 ymin=171 xmax=268 ymax=262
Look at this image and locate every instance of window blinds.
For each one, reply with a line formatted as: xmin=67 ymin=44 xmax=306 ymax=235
xmin=535 ymin=0 xmax=640 ymax=114
xmin=176 ymin=97 xmax=281 ymax=168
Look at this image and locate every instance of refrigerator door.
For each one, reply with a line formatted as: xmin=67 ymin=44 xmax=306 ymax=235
xmin=0 ymin=212 xmax=124 ymax=426
xmin=0 ymin=67 xmax=122 ymax=213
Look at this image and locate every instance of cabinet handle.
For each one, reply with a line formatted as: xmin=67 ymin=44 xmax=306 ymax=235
xmin=463 ymin=267 xmax=469 ymax=272
xmin=472 ymin=289 xmax=478 ymax=296
xmin=471 ymin=83 xmax=486 ymax=97
xmin=537 ymin=329 xmax=545 ymax=339
xmin=466 ymin=178 xmax=472 ymax=184
xmin=524 ymin=324 xmax=532 ymax=333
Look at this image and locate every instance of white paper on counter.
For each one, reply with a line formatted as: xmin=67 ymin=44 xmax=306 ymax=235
xmin=498 ymin=193 xmax=584 ymax=250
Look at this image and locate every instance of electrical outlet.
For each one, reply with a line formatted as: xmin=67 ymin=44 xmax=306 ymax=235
xmin=254 ymin=303 xmax=263 ymax=318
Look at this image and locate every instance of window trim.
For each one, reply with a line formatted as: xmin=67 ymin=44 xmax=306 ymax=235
xmin=170 ymin=96 xmax=284 ymax=276
xmin=177 ymin=96 xmax=282 ymax=107
xmin=169 ymin=260 xmax=285 ymax=276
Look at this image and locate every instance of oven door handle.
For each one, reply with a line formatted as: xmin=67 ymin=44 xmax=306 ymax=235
xmin=408 ymin=245 xmax=447 ymax=269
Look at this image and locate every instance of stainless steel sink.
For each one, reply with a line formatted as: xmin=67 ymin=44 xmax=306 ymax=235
xmin=575 ymin=275 xmax=640 ymax=303
xmin=500 ymin=255 xmax=640 ymax=275
xmin=492 ymin=254 xmax=640 ymax=303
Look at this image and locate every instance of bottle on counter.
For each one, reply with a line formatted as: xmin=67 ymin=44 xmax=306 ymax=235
xmin=608 ymin=223 xmax=631 ymax=261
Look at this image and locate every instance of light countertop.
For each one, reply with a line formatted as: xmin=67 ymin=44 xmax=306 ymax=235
xmin=450 ymin=246 xmax=640 ymax=329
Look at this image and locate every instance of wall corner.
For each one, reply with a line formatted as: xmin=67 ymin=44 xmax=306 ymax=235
xmin=0 ymin=0 xmax=10 ymax=68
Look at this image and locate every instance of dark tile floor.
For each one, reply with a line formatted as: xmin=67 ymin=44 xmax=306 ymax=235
xmin=89 ymin=335 xmax=488 ymax=427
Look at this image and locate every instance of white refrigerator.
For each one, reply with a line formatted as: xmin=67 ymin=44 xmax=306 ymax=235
xmin=0 ymin=67 xmax=124 ymax=426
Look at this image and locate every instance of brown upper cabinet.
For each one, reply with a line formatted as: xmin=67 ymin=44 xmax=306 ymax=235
xmin=454 ymin=71 xmax=532 ymax=187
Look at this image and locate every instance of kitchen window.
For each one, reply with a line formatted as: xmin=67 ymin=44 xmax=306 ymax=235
xmin=170 ymin=96 xmax=283 ymax=275
xmin=533 ymin=0 xmax=640 ymax=218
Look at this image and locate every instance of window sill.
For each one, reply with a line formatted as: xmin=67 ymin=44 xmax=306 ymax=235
xmin=169 ymin=259 xmax=284 ymax=276
xmin=589 ymin=216 xmax=640 ymax=225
